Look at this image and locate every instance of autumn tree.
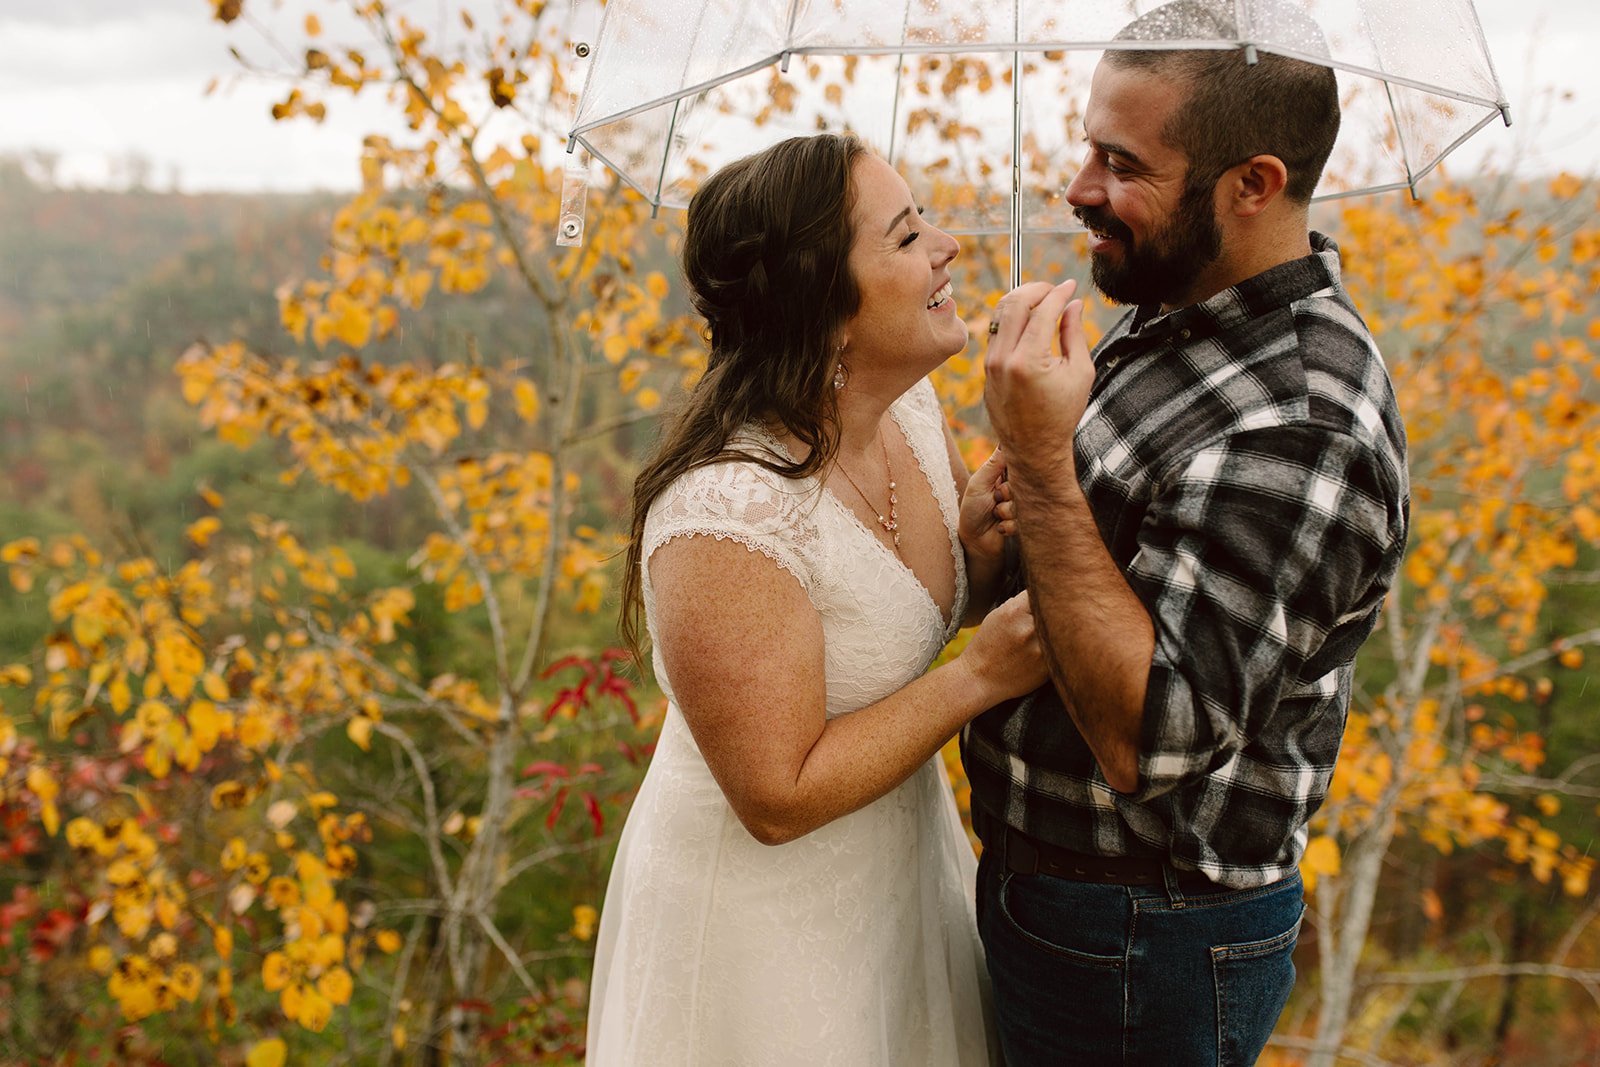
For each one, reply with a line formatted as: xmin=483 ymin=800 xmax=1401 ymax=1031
xmin=2 ymin=0 xmax=695 ymax=1062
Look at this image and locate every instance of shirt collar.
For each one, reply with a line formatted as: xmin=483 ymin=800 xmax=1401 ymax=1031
xmin=1121 ymin=231 xmax=1344 ymax=345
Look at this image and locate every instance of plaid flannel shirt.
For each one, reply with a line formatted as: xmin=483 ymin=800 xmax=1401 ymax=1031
xmin=962 ymin=233 xmax=1409 ymax=889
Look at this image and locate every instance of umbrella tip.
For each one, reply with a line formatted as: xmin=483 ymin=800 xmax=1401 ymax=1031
xmin=566 ymin=135 xmax=578 ymax=154
xmin=1498 ymin=102 xmax=1513 ymax=128
xmin=1243 ymin=43 xmax=1258 ymax=66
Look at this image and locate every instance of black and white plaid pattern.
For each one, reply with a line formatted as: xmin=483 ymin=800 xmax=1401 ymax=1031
xmin=963 ymin=234 xmax=1409 ymax=889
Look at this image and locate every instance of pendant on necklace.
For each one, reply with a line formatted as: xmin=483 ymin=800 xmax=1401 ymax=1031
xmin=879 ymin=480 xmax=900 ymax=546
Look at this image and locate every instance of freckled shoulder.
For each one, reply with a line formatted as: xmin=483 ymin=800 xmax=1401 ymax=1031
xmin=642 ymin=452 xmax=824 ymax=595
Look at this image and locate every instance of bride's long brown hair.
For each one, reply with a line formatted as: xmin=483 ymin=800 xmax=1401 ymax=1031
xmin=619 ymin=133 xmax=867 ymax=657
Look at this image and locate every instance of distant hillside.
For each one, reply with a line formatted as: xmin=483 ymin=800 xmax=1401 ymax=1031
xmin=0 ymin=162 xmax=546 ymax=558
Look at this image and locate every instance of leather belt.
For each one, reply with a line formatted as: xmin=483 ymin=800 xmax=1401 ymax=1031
xmin=972 ymin=806 xmax=1219 ymax=893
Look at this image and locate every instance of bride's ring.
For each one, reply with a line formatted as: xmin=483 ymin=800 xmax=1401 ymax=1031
xmin=987 ymin=320 xmax=1000 ymax=335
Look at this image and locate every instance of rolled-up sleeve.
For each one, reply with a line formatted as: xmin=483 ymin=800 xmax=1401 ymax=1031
xmin=1124 ymin=424 xmax=1404 ymax=801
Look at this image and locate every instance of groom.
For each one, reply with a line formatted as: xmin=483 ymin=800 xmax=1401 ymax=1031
xmin=964 ymin=2 xmax=1409 ymax=1063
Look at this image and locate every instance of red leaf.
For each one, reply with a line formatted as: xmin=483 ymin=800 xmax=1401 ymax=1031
xmin=583 ymin=793 xmax=604 ymax=837
xmin=545 ymin=788 xmax=568 ymax=830
xmin=519 ymin=761 xmax=568 ymax=780
xmin=539 ymin=655 xmax=591 ymax=680
xmin=29 ymin=909 xmax=76 ymax=963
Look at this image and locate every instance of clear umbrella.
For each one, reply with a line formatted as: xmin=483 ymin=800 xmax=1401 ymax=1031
xmin=561 ymin=0 xmax=1509 ymax=285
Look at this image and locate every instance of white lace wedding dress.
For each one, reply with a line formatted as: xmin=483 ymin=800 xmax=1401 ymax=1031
xmin=586 ymin=378 xmax=997 ymax=1066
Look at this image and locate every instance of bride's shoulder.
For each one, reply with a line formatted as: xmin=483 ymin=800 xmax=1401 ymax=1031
xmin=649 ymin=441 xmax=818 ymax=536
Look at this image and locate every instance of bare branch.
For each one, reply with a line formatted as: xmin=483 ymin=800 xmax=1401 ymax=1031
xmin=1267 ymin=1036 xmax=1404 ymax=1067
xmin=565 ymin=407 xmax=662 ymax=446
xmin=372 ymin=720 xmax=456 ymax=899
xmin=1551 ymin=893 xmax=1600 ymax=967
xmin=379 ymin=916 xmax=430 ymax=1067
xmin=294 ymin=607 xmax=483 ymax=747
xmin=476 ymin=911 xmax=540 ymax=996
xmin=497 ymin=834 xmax=611 ymax=891
xmin=1372 ymin=962 xmax=1600 ymax=1017
xmin=409 ymin=461 xmax=512 ymax=693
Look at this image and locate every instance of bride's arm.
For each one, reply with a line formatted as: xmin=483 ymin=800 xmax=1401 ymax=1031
xmin=943 ymin=420 xmax=1009 ymax=624
xmin=649 ymin=533 xmax=1043 ymax=846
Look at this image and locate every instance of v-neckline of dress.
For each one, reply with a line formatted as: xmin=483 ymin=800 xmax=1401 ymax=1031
xmin=753 ymin=396 xmax=962 ymax=636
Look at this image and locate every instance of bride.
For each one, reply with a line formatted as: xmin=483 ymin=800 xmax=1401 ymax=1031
xmin=587 ymin=133 xmax=1045 ymax=1065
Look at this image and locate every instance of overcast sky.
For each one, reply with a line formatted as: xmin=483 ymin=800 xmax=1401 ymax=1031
xmin=0 ymin=0 xmax=1594 ymax=193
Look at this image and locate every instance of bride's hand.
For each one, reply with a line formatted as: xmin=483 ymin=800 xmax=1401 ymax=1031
xmin=958 ymin=590 xmax=1049 ymax=705
xmin=958 ymin=447 xmax=1012 ymax=562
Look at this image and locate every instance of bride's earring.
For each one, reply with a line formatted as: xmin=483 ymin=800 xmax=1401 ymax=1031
xmin=833 ymin=343 xmax=848 ymax=390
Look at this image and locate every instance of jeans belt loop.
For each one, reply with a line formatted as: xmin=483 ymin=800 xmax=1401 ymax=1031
xmin=1161 ymin=860 xmax=1188 ymax=909
xmin=1007 ymin=826 xmax=1040 ymax=876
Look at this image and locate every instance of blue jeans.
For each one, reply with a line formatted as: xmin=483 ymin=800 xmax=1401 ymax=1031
xmin=976 ymin=847 xmax=1303 ymax=1066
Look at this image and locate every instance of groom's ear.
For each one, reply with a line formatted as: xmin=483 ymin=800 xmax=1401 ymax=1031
xmin=1223 ymin=155 xmax=1290 ymax=219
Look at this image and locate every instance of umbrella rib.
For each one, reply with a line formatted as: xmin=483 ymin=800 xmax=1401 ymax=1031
xmin=567 ymin=0 xmax=616 ymax=132
xmin=571 ymin=137 xmax=672 ymax=207
xmin=652 ymin=100 xmax=683 ymax=213
xmin=1009 ymin=0 xmax=1021 ymax=290
xmin=885 ymin=0 xmax=914 ymax=167
xmin=572 ymin=46 xmax=1507 ymax=142
xmin=1406 ymin=108 xmax=1505 ymax=188
xmin=1462 ymin=1 xmax=1512 ymax=121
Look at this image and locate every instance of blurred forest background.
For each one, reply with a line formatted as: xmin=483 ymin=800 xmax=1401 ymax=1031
xmin=1 ymin=2 xmax=1598 ymax=1065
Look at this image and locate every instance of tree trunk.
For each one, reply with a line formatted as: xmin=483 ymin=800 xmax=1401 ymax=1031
xmin=1309 ymin=802 xmax=1402 ymax=1067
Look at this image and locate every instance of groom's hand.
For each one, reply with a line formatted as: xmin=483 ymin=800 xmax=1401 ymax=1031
xmin=983 ymin=279 xmax=1093 ymax=484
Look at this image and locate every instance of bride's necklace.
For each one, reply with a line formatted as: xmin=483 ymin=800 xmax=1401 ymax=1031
xmin=833 ymin=427 xmax=901 ymax=556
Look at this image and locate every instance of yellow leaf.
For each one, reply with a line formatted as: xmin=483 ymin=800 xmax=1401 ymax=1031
xmin=571 ymin=904 xmax=598 ymax=941
xmin=602 ymin=335 xmax=630 ymax=363
xmin=318 ymin=966 xmax=354 ymax=1005
xmin=347 ymin=716 xmax=373 ymax=752
xmin=304 ymin=13 xmax=322 ymax=35
xmin=26 ymin=766 xmax=58 ymax=803
xmin=109 ymin=675 xmax=132 ymax=714
xmin=1299 ymin=834 xmax=1341 ymax=893
xmin=645 ymin=271 xmax=670 ymax=300
xmin=513 ymin=380 xmax=540 ymax=423
xmin=245 ymin=1037 xmax=288 ymax=1067
xmin=392 ymin=1023 xmax=407 ymax=1050
xmin=1536 ymin=794 xmax=1561 ymax=817
xmin=0 ymin=664 xmax=31 ymax=687
xmin=636 ymin=387 xmax=662 ymax=411
xmin=187 ymin=516 xmax=222 ymax=548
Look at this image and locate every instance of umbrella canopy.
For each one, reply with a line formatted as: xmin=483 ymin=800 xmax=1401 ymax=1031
xmin=564 ymin=0 xmax=1508 ymax=258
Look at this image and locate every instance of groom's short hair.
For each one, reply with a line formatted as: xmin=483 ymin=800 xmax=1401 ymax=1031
xmin=1106 ymin=0 xmax=1340 ymax=204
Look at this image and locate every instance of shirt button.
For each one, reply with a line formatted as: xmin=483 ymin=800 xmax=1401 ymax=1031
xmin=1179 ymin=328 xmax=1191 ymax=340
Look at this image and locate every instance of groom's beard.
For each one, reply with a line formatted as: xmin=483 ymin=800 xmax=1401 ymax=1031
xmin=1076 ymin=183 xmax=1223 ymax=308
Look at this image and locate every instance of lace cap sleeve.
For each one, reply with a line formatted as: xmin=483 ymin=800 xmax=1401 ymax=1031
xmin=642 ymin=456 xmax=819 ymax=592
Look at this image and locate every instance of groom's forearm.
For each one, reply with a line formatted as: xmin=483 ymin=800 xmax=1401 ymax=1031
xmin=1010 ymin=463 xmax=1153 ymax=793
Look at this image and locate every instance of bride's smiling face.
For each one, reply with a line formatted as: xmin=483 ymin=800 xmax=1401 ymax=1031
xmin=840 ymin=155 xmax=967 ymax=378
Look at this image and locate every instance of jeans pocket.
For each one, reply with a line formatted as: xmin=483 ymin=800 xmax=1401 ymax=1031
xmin=998 ymin=872 xmax=1125 ymax=968
xmin=1211 ymin=905 xmax=1302 ymax=1067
